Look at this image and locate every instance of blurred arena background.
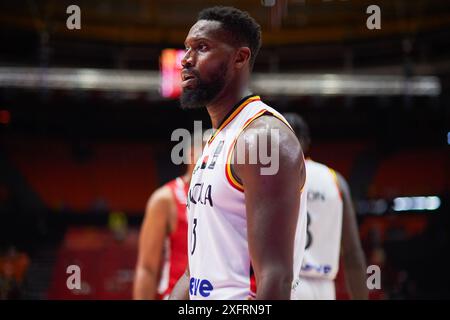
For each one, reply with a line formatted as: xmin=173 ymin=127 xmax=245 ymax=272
xmin=0 ymin=0 xmax=449 ymax=300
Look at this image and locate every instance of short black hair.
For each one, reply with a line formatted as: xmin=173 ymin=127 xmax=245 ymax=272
xmin=283 ymin=113 xmax=311 ymax=152
xmin=198 ymin=6 xmax=262 ymax=68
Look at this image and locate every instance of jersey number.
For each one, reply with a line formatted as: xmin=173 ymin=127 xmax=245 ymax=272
xmin=305 ymin=212 xmax=313 ymax=250
xmin=190 ymin=218 xmax=197 ymax=255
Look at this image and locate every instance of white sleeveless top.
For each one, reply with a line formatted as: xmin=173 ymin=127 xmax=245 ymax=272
xmin=299 ymin=159 xmax=343 ymax=280
xmin=187 ymin=95 xmax=307 ymax=300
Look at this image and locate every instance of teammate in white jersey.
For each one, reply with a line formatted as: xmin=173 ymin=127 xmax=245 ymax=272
xmin=170 ymin=7 xmax=307 ymax=300
xmin=284 ymin=113 xmax=368 ymax=300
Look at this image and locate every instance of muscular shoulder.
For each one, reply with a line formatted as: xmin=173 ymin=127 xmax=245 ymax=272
xmin=231 ymin=115 xmax=305 ymax=187
xmin=142 ymin=183 xmax=178 ymax=234
xmin=145 ymin=184 xmax=175 ymax=216
xmin=237 ymin=115 xmax=303 ymax=166
xmin=148 ymin=184 xmax=173 ymax=205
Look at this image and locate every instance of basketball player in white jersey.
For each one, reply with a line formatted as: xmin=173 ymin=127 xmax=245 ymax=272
xmin=170 ymin=6 xmax=307 ymax=300
xmin=284 ymin=113 xmax=368 ymax=300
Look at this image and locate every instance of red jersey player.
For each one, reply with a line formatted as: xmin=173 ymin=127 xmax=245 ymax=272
xmin=133 ymin=143 xmax=202 ymax=299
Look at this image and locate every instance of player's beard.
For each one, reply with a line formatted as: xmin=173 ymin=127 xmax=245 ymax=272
xmin=180 ymin=63 xmax=227 ymax=110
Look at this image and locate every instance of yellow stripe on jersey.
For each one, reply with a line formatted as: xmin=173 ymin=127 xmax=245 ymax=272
xmin=271 ymin=112 xmax=295 ymax=132
xmin=300 ymin=184 xmax=305 ymax=194
xmin=329 ymin=168 xmax=343 ymax=200
xmin=225 ymin=109 xmax=269 ymax=192
xmin=208 ymin=95 xmax=261 ymax=145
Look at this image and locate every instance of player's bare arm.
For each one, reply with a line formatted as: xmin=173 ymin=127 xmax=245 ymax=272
xmin=133 ymin=186 xmax=175 ymax=300
xmin=233 ymin=115 xmax=305 ymax=300
xmin=338 ymin=173 xmax=369 ymax=300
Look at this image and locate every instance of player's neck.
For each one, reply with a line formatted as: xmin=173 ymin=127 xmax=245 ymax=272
xmin=206 ymin=86 xmax=251 ymax=129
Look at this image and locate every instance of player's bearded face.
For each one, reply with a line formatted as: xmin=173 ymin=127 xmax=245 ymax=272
xmin=180 ymin=62 xmax=228 ymax=110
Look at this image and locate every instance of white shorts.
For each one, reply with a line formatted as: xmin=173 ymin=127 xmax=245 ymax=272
xmin=291 ymin=277 xmax=336 ymax=300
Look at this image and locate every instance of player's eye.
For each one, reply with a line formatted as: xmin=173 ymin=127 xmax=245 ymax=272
xmin=198 ymin=43 xmax=208 ymax=52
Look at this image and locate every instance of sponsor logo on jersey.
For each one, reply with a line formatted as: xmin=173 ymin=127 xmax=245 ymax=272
xmin=200 ymin=155 xmax=209 ymax=169
xmin=301 ymin=262 xmax=332 ymax=275
xmin=207 ymin=140 xmax=224 ymax=170
xmin=192 ymin=165 xmax=199 ymax=176
xmin=189 ymin=277 xmax=214 ymax=298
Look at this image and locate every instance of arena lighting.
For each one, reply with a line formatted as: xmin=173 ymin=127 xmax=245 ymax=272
xmin=393 ymin=196 xmax=441 ymax=212
xmin=160 ymin=49 xmax=185 ymax=98
xmin=261 ymin=0 xmax=276 ymax=6
xmin=251 ymin=73 xmax=441 ymax=96
xmin=0 ymin=67 xmax=441 ymax=97
xmin=0 ymin=67 xmax=160 ymax=93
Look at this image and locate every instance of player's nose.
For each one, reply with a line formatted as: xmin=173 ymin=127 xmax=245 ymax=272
xmin=181 ymin=49 xmax=194 ymax=68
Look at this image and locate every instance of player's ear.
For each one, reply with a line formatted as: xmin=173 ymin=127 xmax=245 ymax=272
xmin=234 ymin=47 xmax=251 ymax=69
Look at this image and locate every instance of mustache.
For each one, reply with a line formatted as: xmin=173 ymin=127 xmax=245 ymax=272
xmin=182 ymin=68 xmax=201 ymax=80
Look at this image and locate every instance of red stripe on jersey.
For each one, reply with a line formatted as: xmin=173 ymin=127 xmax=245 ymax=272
xmin=250 ymin=263 xmax=257 ymax=297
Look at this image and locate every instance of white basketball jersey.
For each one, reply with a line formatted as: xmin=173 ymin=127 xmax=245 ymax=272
xmin=187 ymin=95 xmax=307 ymax=300
xmin=299 ymin=159 xmax=343 ymax=280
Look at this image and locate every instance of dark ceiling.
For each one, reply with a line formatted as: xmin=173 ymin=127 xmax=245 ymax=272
xmin=1 ymin=0 xmax=450 ymax=72
xmin=0 ymin=1 xmax=448 ymax=147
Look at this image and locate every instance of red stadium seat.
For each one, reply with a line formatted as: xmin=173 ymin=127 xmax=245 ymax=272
xmin=47 ymin=227 xmax=138 ymax=300
xmin=309 ymin=141 xmax=369 ymax=178
xmin=369 ymin=148 xmax=448 ymax=198
xmin=5 ymin=138 xmax=158 ymax=213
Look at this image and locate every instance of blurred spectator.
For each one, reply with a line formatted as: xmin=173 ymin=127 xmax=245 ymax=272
xmin=108 ymin=211 xmax=128 ymax=241
xmin=0 ymin=246 xmax=30 ymax=299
